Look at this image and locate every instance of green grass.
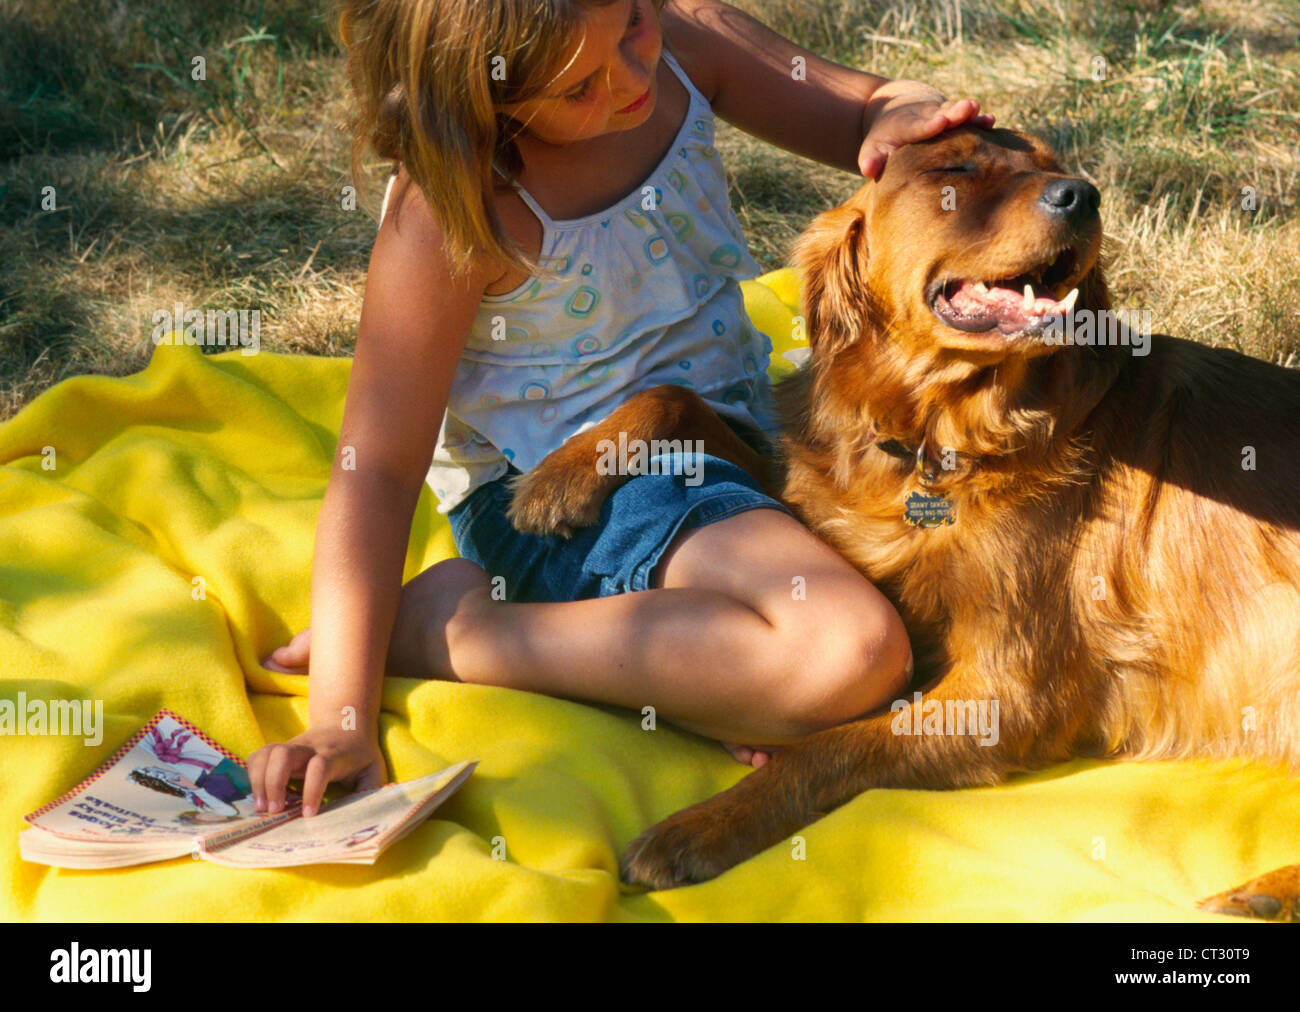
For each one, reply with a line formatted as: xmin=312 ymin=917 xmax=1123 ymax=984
xmin=2 ymin=0 xmax=1298 ymax=419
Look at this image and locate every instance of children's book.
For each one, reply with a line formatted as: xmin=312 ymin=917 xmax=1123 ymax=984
xmin=19 ymin=709 xmax=477 ymax=869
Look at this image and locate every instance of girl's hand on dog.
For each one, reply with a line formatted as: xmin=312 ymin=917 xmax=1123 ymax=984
xmin=858 ymin=81 xmax=995 ymax=179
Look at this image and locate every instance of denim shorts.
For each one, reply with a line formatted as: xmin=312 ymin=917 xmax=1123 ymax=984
xmin=447 ymin=452 xmax=793 ymax=603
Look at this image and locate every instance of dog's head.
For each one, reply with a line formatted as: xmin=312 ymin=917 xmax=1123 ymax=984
xmin=795 ymin=126 xmax=1108 ymax=364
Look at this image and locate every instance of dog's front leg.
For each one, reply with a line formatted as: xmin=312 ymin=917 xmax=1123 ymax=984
xmin=508 ymin=384 xmax=770 ymax=537
xmin=620 ymin=668 xmax=1048 ymax=890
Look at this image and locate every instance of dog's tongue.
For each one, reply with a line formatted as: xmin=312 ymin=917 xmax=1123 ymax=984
xmin=949 ymin=280 xmax=1068 ymax=329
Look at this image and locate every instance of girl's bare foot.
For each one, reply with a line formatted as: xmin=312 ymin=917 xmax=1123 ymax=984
xmin=263 ymin=628 xmax=312 ymax=673
xmin=261 ymin=558 xmax=493 ymax=680
xmin=722 ymin=742 xmax=782 ymax=767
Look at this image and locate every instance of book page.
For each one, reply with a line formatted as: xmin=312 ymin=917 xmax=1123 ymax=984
xmin=24 ymin=709 xmax=299 ymax=843
xmin=199 ymin=760 xmax=476 ymax=867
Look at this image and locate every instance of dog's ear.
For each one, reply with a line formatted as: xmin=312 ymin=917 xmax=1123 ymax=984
xmin=792 ymin=201 xmax=873 ymax=355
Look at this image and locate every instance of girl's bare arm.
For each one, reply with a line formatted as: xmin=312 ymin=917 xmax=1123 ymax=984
xmin=661 ymin=0 xmax=890 ymax=173
xmin=251 ymin=169 xmax=497 ymax=815
xmin=661 ymin=0 xmax=983 ymax=177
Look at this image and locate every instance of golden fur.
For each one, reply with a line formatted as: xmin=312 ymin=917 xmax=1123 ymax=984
xmin=511 ymin=126 xmax=1300 ymax=917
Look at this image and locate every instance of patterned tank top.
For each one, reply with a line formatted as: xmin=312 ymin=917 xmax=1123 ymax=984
xmin=380 ymin=49 xmax=777 ymax=512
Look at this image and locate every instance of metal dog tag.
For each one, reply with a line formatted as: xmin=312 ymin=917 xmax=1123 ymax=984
xmin=904 ymin=490 xmax=954 ymax=528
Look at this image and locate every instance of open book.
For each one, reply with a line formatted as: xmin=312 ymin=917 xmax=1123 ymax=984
xmin=20 ymin=709 xmax=477 ymax=869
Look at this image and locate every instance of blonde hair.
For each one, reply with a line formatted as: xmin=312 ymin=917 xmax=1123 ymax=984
xmin=336 ymin=0 xmax=668 ymax=280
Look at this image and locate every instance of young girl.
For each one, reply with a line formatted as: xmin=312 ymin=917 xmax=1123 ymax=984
xmin=250 ymin=0 xmax=993 ymax=818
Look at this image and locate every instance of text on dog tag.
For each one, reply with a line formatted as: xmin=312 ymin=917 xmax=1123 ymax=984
xmin=904 ymin=490 xmax=954 ymax=528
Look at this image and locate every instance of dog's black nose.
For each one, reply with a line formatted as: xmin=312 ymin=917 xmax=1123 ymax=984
xmin=1039 ymin=177 xmax=1100 ymax=223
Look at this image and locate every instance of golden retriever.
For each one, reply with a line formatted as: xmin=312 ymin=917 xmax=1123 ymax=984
xmin=508 ymin=125 xmax=1300 ymax=919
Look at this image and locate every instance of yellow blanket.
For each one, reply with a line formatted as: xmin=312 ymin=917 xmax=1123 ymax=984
xmin=1 ymin=268 xmax=1286 ymax=921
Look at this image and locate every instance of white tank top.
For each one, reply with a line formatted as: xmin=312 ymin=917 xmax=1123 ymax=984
xmin=380 ymin=49 xmax=777 ymax=512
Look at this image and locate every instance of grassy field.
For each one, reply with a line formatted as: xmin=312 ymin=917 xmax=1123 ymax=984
xmin=2 ymin=0 xmax=1298 ymax=420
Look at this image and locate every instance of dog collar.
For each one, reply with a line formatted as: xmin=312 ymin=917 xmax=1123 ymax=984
xmin=868 ymin=425 xmax=958 ymax=527
xmin=868 ymin=425 xmax=947 ymax=486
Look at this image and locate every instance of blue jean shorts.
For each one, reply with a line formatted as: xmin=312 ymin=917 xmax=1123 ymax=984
xmin=447 ymin=452 xmax=793 ymax=603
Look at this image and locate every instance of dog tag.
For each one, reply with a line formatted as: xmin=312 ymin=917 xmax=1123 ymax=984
xmin=904 ymin=490 xmax=954 ymax=528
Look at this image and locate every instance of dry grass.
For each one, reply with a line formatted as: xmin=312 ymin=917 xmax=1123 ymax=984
xmin=2 ymin=0 xmax=1298 ymax=420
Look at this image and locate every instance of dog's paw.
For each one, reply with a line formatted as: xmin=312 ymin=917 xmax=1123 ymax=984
xmin=506 ymin=466 xmax=608 ymax=538
xmin=620 ymin=807 xmax=749 ymax=891
xmin=1197 ymin=865 xmax=1300 ymax=921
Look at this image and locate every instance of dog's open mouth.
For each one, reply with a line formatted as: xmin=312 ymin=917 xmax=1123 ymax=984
xmin=928 ymin=246 xmax=1081 ymax=337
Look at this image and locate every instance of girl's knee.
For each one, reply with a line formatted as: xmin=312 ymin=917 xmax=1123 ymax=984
xmin=765 ymin=588 xmax=913 ymax=736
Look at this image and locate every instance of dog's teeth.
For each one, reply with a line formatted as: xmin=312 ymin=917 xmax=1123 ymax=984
xmin=1023 ymin=284 xmax=1034 ymax=312
xmin=973 ymin=282 xmax=989 ymax=293
xmin=1061 ymin=287 xmax=1079 ymax=313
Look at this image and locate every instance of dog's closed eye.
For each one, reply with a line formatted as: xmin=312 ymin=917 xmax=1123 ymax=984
xmin=925 ymin=164 xmax=977 ymax=175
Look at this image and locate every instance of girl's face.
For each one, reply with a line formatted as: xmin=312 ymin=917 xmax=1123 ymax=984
xmin=499 ymin=0 xmax=662 ymax=145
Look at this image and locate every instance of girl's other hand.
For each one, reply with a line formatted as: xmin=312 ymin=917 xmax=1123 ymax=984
xmin=858 ymin=83 xmax=995 ymax=179
xmin=246 ymin=725 xmax=388 ymax=818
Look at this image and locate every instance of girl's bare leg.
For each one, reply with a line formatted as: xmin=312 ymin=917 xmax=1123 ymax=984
xmin=435 ymin=508 xmax=909 ymax=744
xmin=265 ymin=508 xmax=911 ymax=753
